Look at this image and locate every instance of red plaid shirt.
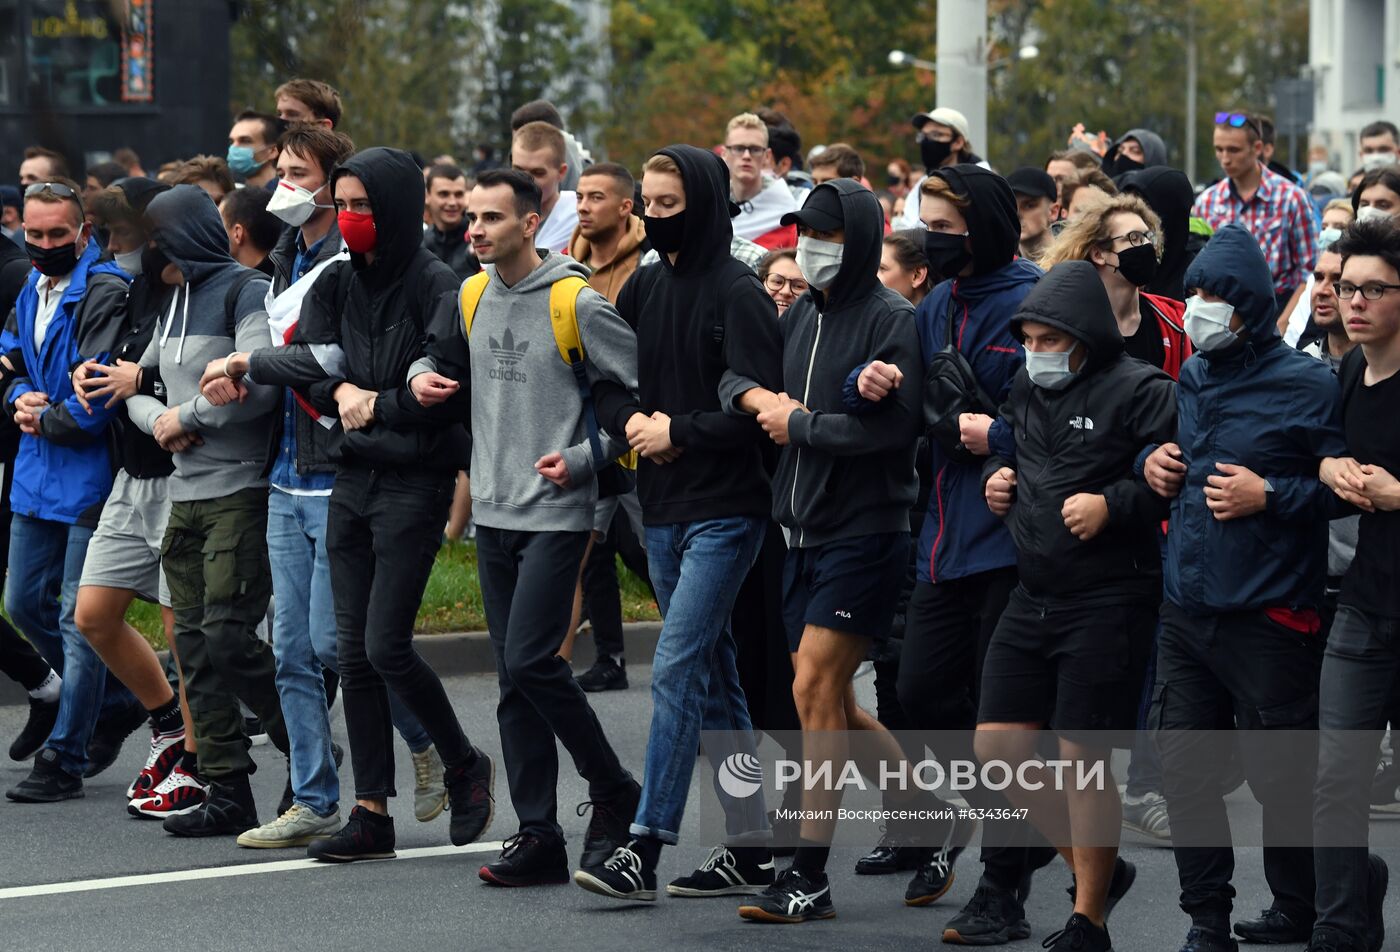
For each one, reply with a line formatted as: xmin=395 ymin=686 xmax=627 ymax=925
xmin=1192 ymin=164 xmax=1318 ymax=297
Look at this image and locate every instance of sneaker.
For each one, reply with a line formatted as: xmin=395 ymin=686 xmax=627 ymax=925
xmin=1233 ymin=909 xmax=1310 ymax=945
xmin=8 ymin=696 xmax=59 ymax=761
xmin=577 ymin=656 xmax=628 ymax=693
xmin=1307 ymin=927 xmax=1361 ymax=952
xmin=855 ymin=826 xmax=931 ymax=875
xmin=162 ymin=774 xmax=258 ymax=837
xmin=411 ymin=745 xmax=448 ymax=822
xmin=667 ymin=845 xmax=776 ymax=897
xmin=128 ymin=764 xmax=207 ymax=819
xmin=737 ymin=867 xmax=835 ymax=923
xmin=906 ymin=845 xmax=966 ymax=907
xmin=237 ymin=803 xmax=341 ymax=849
xmin=245 ymin=715 xmax=268 ymax=747
xmin=479 ymin=833 xmax=569 ymax=887
xmin=1179 ymin=926 xmax=1239 ymax=952
xmin=85 ymin=702 xmax=148 ymax=778
xmin=1367 ymin=853 xmax=1388 ymax=952
xmin=577 ymin=778 xmax=642 ymax=869
xmin=1123 ymin=790 xmax=1172 ymax=840
xmin=1043 ymin=913 xmax=1112 ymax=951
xmin=5 ymin=747 xmax=83 ymax=802
xmin=307 ymin=805 xmax=397 ymax=863
xmin=574 ymin=840 xmax=658 ymax=902
xmin=1371 ymin=758 xmax=1400 ymax=814
xmin=277 ymin=743 xmax=344 ymax=817
xmin=1067 ymin=858 xmax=1138 ymax=918
xmin=445 ymin=750 xmax=494 ymax=846
xmin=942 ymin=882 xmax=1030 ymax=945
xmin=126 ymin=727 xmax=184 ymax=800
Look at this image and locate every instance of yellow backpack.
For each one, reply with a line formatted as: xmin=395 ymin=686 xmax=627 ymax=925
xmin=458 ymin=272 xmax=638 ymax=474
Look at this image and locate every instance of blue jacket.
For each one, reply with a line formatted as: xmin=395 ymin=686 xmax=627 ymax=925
xmin=2 ymin=241 xmax=129 ymax=525
xmin=1158 ymin=223 xmax=1345 ymax=614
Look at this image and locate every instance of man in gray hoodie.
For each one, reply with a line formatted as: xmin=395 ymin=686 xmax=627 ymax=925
xmin=124 ymin=184 xmax=287 ymax=837
xmin=411 ymin=167 xmax=640 ymax=887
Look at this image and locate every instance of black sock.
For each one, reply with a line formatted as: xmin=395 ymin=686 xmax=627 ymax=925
xmin=730 ymin=845 xmax=770 ymax=866
xmin=793 ymin=839 xmax=830 ymax=876
xmin=632 ymin=835 xmax=663 ymax=868
xmin=147 ymin=697 xmax=182 ymax=734
xmin=180 ymin=747 xmax=200 ymax=776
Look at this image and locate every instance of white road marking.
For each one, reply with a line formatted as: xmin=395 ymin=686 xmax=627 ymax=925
xmin=0 ymin=841 xmax=505 ymax=901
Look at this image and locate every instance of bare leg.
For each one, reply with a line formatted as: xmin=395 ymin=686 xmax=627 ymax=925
xmin=75 ymin=585 xmax=175 ymax=709
xmin=557 ymin=533 xmax=596 ymax=663
xmin=163 ymin=606 xmax=195 ymax=751
xmin=444 ymin=472 xmax=472 ymax=541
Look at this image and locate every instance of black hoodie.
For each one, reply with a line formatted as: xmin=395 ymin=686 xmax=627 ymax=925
xmin=1118 ymin=166 xmax=1196 ymax=300
xmin=249 ymin=147 xmax=469 ymax=471
xmin=985 ymin=260 xmax=1177 ymax=599
xmin=606 ymin=144 xmax=784 ymax=526
xmin=772 ymin=180 xmax=920 ymax=547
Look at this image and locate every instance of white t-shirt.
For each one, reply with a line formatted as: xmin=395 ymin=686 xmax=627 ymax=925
xmin=34 ymin=273 xmax=72 ymax=350
xmin=536 ymin=191 xmax=579 ymax=253
xmin=1282 ymin=273 xmax=1315 ymax=347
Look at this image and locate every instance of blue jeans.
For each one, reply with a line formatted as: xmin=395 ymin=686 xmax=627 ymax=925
xmin=6 ymin=514 xmax=135 ymax=777
xmin=267 ymin=491 xmax=430 ymax=815
xmin=631 ymin=516 xmax=768 ymax=845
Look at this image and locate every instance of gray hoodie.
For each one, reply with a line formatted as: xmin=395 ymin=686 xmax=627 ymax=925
xmin=127 ymin=185 xmax=276 ymax=502
xmin=412 ymin=252 xmax=637 ymax=533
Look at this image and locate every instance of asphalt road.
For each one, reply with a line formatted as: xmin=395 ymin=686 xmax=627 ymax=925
xmin=2 ymin=664 xmax=1397 ymax=952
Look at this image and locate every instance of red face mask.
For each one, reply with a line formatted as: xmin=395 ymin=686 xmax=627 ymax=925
xmin=338 ymin=210 xmax=377 ymax=254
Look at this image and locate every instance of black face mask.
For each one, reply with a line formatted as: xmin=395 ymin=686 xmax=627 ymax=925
xmin=26 ymin=234 xmax=84 ymax=277
xmin=923 ymin=230 xmax=971 ymax=280
xmin=644 ymin=211 xmax=686 ymax=255
xmin=141 ymin=242 xmax=172 ymax=283
xmin=1112 ymin=243 xmax=1158 ymax=288
xmin=1106 ymin=154 xmax=1145 ymax=178
xmin=920 ymin=137 xmax=954 ymax=173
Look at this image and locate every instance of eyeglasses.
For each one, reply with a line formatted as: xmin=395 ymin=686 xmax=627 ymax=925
xmin=1101 ymin=230 xmax=1156 ymax=248
xmin=1215 ymin=111 xmax=1262 ymax=137
xmin=724 ymin=144 xmax=765 ymax=157
xmin=764 ymin=273 xmax=809 ymax=295
xmin=1335 ymin=281 xmax=1400 ymax=301
xmin=24 ymin=181 xmax=85 ymax=213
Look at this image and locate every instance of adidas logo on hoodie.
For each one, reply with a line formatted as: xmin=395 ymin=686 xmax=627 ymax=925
xmin=489 ymin=328 xmax=529 ymax=383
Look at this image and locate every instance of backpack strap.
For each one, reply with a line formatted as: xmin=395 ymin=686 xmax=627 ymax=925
xmin=457 ymin=271 xmax=491 ymax=338
xmin=549 ymin=276 xmax=637 ymax=472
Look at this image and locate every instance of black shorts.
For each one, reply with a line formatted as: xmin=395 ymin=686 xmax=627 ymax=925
xmin=977 ymin=585 xmax=1155 ymax=735
xmin=783 ymin=532 xmax=910 ymax=651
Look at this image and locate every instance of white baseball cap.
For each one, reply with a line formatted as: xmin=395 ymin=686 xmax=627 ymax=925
xmin=910 ymin=106 xmax=972 ymax=143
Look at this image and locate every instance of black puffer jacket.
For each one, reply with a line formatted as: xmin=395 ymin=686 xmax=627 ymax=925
xmin=422 ymin=223 xmax=480 ymax=280
xmin=248 ymin=148 xmax=469 ymax=471
xmin=985 ymin=260 xmax=1177 ymax=598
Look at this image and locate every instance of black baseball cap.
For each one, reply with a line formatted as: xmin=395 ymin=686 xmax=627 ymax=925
xmin=1006 ymin=167 xmax=1057 ymax=202
xmin=780 ymin=184 xmax=844 ymax=231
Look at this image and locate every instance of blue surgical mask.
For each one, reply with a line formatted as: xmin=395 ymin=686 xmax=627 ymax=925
xmin=1184 ymin=297 xmax=1240 ymax=352
xmin=1319 ymin=227 xmax=1343 ymax=251
xmin=1024 ymin=342 xmax=1080 ymax=390
xmin=226 ymin=145 xmax=265 ymax=177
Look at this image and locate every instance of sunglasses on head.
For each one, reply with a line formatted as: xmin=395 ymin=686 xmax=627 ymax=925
xmin=1215 ymin=112 xmax=1261 ymax=136
xmin=24 ymin=181 xmax=85 ymax=214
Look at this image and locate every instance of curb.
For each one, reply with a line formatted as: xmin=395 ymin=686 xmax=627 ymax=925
xmin=0 ymin=622 xmax=662 ymax=708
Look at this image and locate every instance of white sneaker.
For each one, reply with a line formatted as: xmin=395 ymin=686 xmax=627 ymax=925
xmin=411 ymin=746 xmax=448 ymax=822
xmin=237 ymin=803 xmax=341 ymax=849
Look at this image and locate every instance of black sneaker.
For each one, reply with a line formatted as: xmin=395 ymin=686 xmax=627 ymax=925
xmin=445 ymin=750 xmax=495 ymax=846
xmin=855 ymin=826 xmax=931 ymax=875
xmin=577 ymin=778 xmax=641 ymax=869
xmin=479 ymin=833 xmax=569 ymax=886
xmin=278 ymin=742 xmax=344 ymax=816
xmin=85 ymin=701 xmax=148 ymax=778
xmin=5 ymin=747 xmax=83 ymax=802
xmin=1067 ymin=857 xmax=1138 ymax=918
xmin=1043 ymin=913 xmax=1112 ymax=951
xmin=573 ymin=840 xmax=658 ymax=902
xmin=738 ymin=867 xmax=835 ymax=923
xmin=1233 ymin=909 xmax=1310 ymax=944
xmin=1308 ymin=927 xmax=1361 ymax=952
xmin=8 ymin=696 xmax=59 ymax=762
xmin=906 ymin=845 xmax=965 ymax=906
xmin=307 ymin=805 xmax=397 ymax=863
xmin=942 ymin=882 xmax=1030 ymax=945
xmin=1179 ymin=926 xmax=1239 ymax=952
xmin=162 ymin=774 xmax=258 ymax=837
xmin=667 ymin=845 xmax=776 ymax=897
xmin=1366 ymin=853 xmax=1388 ymax=952
xmin=577 ymin=656 xmax=628 ymax=693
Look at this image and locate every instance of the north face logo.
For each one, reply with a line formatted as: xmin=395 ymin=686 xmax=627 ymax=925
xmin=1068 ymin=416 xmax=1095 ymax=431
xmin=489 ymin=328 xmax=529 ymax=382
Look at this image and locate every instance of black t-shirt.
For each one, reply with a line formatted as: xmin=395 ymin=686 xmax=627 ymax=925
xmin=1123 ymin=298 xmax=1166 ymax=370
xmin=1340 ymin=354 xmax=1400 ymax=618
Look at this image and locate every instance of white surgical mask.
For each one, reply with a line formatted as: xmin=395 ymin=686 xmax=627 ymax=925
xmin=1318 ymin=227 xmax=1343 ymax=251
xmin=1308 ymin=160 xmax=1329 ymax=176
xmin=1024 ymin=342 xmax=1079 ymax=391
xmin=1184 ymin=296 xmax=1241 ymax=352
xmin=1362 ymin=152 xmax=1398 ymax=172
xmin=114 ymin=248 xmax=143 ymax=275
xmin=795 ymin=236 xmax=844 ymax=291
xmin=267 ymin=179 xmax=331 ymax=227
xmin=1357 ymin=204 xmax=1394 ymax=224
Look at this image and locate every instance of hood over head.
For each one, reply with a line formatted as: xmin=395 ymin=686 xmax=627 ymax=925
xmin=785 ymin=179 xmax=883 ymax=309
xmin=1106 ymin=128 xmax=1169 ymax=172
xmin=1183 ymin=223 xmax=1278 ymax=344
xmin=651 ymin=145 xmax=735 ymax=276
xmin=1011 ymin=259 xmax=1123 ymax=375
xmin=114 ymin=176 xmax=169 ymax=217
xmin=330 ymin=147 xmax=426 ymax=284
xmin=144 ymin=184 xmax=236 ymax=284
xmin=1118 ymin=165 xmax=1193 ymax=298
xmin=928 ymin=165 xmax=1020 ymax=277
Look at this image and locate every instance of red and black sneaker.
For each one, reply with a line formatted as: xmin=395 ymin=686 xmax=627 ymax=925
xmin=126 ymin=728 xmax=185 ymax=800
xmin=307 ymin=805 xmax=397 ymax=863
xmin=445 ymin=750 xmax=495 ymax=846
xmin=128 ymin=764 xmax=208 ymax=819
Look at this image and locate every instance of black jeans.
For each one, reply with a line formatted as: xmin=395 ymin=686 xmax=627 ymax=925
xmin=581 ymin=531 xmax=625 ymax=660
xmin=476 ymin=525 xmax=633 ymax=841
xmin=327 ymin=465 xmax=473 ymax=800
xmin=898 ymin=568 xmax=1055 ymax=891
xmin=1152 ymin=601 xmax=1323 ymax=930
xmin=1314 ymin=605 xmax=1400 ymax=946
